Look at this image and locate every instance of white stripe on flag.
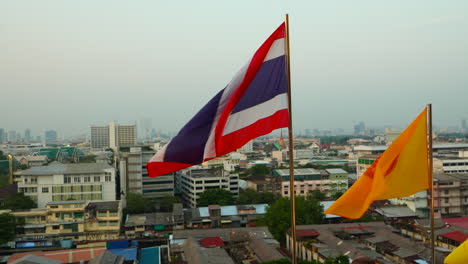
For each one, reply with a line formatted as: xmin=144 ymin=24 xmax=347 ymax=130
xmin=203 ymin=61 xmax=251 ymax=160
xmin=222 ymin=93 xmax=288 ymax=136
xmin=264 ymin=38 xmax=285 ymax=62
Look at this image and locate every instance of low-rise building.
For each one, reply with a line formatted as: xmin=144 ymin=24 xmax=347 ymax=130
xmin=17 ymin=162 xmax=117 ymax=208
xmin=274 ymin=168 xmax=331 ymax=197
xmin=15 ymin=155 xmax=48 ymax=167
xmin=433 ymin=173 xmax=468 ymax=217
xmin=247 ymin=176 xmax=282 ymax=196
xmin=7 ymin=200 xmax=122 ymax=244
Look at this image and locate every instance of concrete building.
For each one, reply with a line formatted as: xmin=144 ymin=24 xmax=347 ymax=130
xmin=118 ymin=146 xmax=175 ymax=200
xmin=17 ymin=162 xmax=117 ymax=208
xmin=325 ymin=168 xmax=349 ymax=194
xmin=390 ymin=190 xmax=428 ymax=218
xmin=434 ymin=157 xmax=468 ymax=174
xmin=178 ymin=168 xmax=239 ymax=208
xmin=90 ymin=122 xmax=136 ymax=150
xmin=90 ymin=126 xmax=109 ymax=148
xmin=274 ymin=168 xmax=332 ymax=197
xmin=247 ymin=176 xmax=282 ymax=196
xmin=0 ymin=128 xmax=5 ymax=142
xmin=433 ymin=173 xmax=468 ymax=217
xmin=6 ymin=200 xmax=121 ymax=243
xmin=109 ymin=121 xmax=136 ymax=150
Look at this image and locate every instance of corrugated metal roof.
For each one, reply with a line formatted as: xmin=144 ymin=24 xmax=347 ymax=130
xmin=140 ymin=247 xmax=160 ymax=264
xmin=326 ymin=168 xmax=348 ymax=174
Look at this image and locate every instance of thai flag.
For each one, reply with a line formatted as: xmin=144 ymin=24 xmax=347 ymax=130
xmin=148 ymin=23 xmax=288 ymax=177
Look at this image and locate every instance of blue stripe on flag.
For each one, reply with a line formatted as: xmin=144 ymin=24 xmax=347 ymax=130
xmin=231 ymin=55 xmax=286 ymax=114
xmin=164 ymin=89 xmax=224 ymax=164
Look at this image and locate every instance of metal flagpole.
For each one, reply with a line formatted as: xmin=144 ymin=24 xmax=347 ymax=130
xmin=428 ymin=104 xmax=435 ymax=263
xmin=284 ymin=14 xmax=297 ymax=264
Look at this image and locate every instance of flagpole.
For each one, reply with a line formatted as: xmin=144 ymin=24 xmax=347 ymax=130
xmin=428 ymin=104 xmax=435 ymax=263
xmin=284 ymin=13 xmax=297 ymax=264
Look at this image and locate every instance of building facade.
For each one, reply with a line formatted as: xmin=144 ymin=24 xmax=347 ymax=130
xmin=8 ymin=200 xmax=121 ymax=243
xmin=178 ymin=168 xmax=239 ymax=208
xmin=119 ymin=147 xmax=175 ymax=200
xmin=90 ymin=125 xmax=109 ymax=148
xmin=274 ymin=168 xmax=332 ymax=197
xmin=17 ymin=162 xmax=117 ymax=208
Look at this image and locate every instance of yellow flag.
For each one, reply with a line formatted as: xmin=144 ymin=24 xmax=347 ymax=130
xmin=325 ymin=108 xmax=429 ymax=219
xmin=445 ymin=239 xmax=468 ymax=264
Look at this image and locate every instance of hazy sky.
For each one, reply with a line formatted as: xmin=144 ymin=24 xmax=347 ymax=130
xmin=1 ymin=1 xmax=468 ymax=138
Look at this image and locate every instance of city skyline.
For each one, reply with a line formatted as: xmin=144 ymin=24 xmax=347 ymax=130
xmin=1 ymin=1 xmax=468 ymax=138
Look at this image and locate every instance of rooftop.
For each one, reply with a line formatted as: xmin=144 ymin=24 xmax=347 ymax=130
xmin=20 ymin=162 xmax=113 ymax=176
xmin=326 ymin=168 xmax=348 ymax=174
xmin=274 ymin=168 xmax=321 ymax=176
xmin=86 ymin=201 xmax=120 ymax=211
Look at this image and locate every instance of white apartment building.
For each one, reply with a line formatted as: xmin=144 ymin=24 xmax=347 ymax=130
xmin=17 ymin=162 xmax=116 ymax=208
xmin=119 ymin=147 xmax=174 ymax=201
xmin=434 ymin=158 xmax=468 ymax=174
xmin=179 ymin=168 xmax=239 ymax=208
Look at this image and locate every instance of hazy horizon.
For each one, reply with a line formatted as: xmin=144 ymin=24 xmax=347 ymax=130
xmin=2 ymin=1 xmax=467 ymax=138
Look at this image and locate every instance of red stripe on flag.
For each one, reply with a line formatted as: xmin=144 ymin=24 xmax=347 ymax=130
xmin=214 ymin=23 xmax=286 ymax=155
xmin=147 ymin=161 xmax=193 ymax=178
xmin=218 ymin=109 xmax=289 ymax=157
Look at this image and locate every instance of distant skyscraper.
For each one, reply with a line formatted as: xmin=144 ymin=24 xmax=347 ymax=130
xmin=25 ymin=129 xmax=31 ymax=142
xmin=462 ymin=118 xmax=467 ymax=132
xmin=8 ymin=130 xmax=17 ymax=142
xmin=0 ymin=128 xmax=5 ymax=142
xmin=45 ymin=130 xmax=58 ymax=144
xmin=354 ymin=122 xmax=366 ymax=135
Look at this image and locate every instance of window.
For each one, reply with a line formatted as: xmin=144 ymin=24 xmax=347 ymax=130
xmin=99 ymin=222 xmax=107 ymax=227
xmin=105 ymin=176 xmax=112 ymax=182
xmin=64 ymin=176 xmax=71 ymax=184
xmin=445 ymin=198 xmax=449 ymax=203
xmin=42 ymin=187 xmax=49 ymax=193
xmin=94 ymin=176 xmax=100 ymax=182
xmin=445 ymin=190 xmax=449 ymax=195
xmin=53 ymin=225 xmax=59 ymax=230
xmin=109 ymin=211 xmax=118 ymax=217
xmin=74 ymin=177 xmax=81 ymax=183
xmin=98 ymin=211 xmax=107 ymax=217
xmin=109 ymin=221 xmax=118 ymax=226
xmin=84 ymin=176 xmax=91 ymax=183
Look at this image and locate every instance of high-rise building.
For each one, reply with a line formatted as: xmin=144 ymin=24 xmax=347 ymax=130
xmin=90 ymin=122 xmax=137 ymax=149
xmin=44 ymin=130 xmax=57 ymax=144
xmin=354 ymin=122 xmax=365 ymax=135
xmin=24 ymin=129 xmax=31 ymax=142
xmin=8 ymin=130 xmax=17 ymax=142
xmin=462 ymin=118 xmax=467 ymax=132
xmin=119 ymin=147 xmax=175 ymax=202
xmin=90 ymin=126 xmax=109 ymax=148
xmin=0 ymin=128 xmax=5 ymax=142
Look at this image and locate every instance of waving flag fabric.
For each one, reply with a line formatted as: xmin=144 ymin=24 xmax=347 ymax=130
xmin=325 ymin=108 xmax=429 ymax=219
xmin=445 ymin=239 xmax=468 ymax=264
xmin=148 ymin=23 xmax=288 ymax=177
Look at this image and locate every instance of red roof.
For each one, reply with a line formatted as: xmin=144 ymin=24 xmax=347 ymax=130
xmin=443 ymin=217 xmax=468 ymax=229
xmin=440 ymin=231 xmax=468 ymax=243
xmin=200 ymin=237 xmax=224 ymax=248
xmin=296 ymin=229 xmax=320 ymax=237
xmin=7 ymin=247 xmax=106 ymax=263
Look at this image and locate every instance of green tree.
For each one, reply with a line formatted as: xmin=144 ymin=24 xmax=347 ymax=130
xmin=236 ymin=188 xmax=277 ymax=205
xmin=159 ymin=194 xmax=181 ymax=212
xmin=2 ymin=193 xmax=36 ymax=210
xmin=198 ymin=189 xmax=234 ymax=207
xmin=259 ymin=195 xmax=324 ymax=242
xmin=308 ymin=190 xmax=326 ymax=201
xmin=0 ymin=213 xmax=16 ymax=244
xmin=246 ymin=165 xmax=270 ymax=177
xmin=332 ymin=191 xmax=344 ymax=200
xmin=126 ymin=192 xmax=154 ymax=214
